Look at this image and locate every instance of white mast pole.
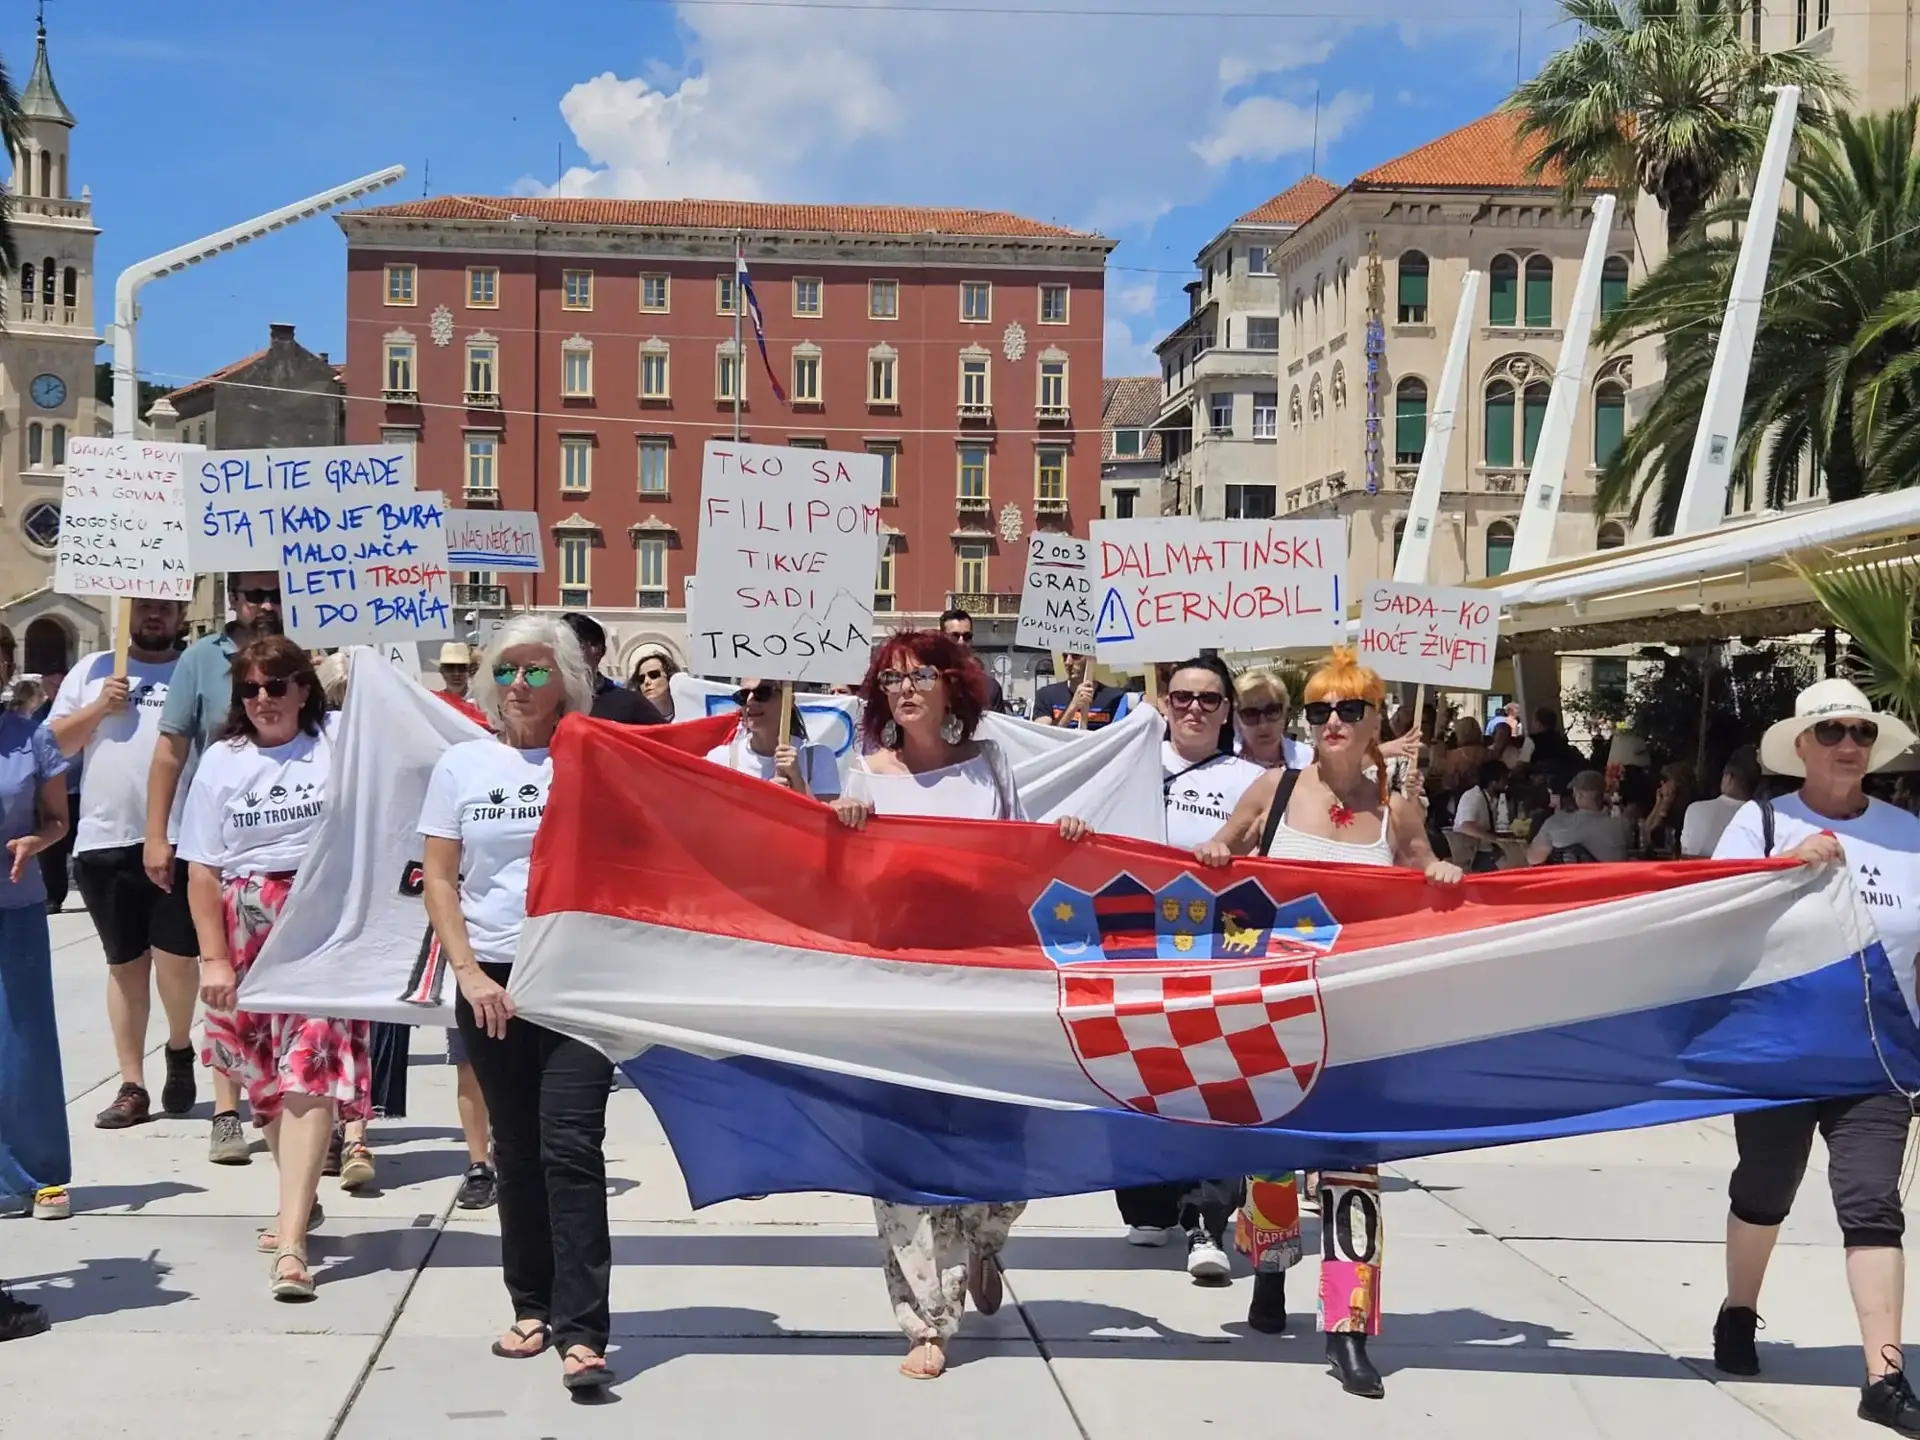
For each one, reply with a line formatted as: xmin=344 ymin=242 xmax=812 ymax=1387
xmin=1393 ymin=269 xmax=1482 ymax=583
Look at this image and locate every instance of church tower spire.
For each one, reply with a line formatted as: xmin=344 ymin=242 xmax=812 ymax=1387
xmin=16 ymin=9 xmax=75 ymax=200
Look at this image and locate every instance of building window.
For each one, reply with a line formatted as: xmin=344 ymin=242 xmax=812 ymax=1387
xmin=1485 ymin=520 xmax=1515 ymax=578
xmin=465 ymin=433 xmax=497 ymax=495
xmin=381 ymin=426 xmax=420 ymax=446
xmin=717 ymin=347 xmax=742 ymax=402
xmin=1600 ymin=255 xmax=1629 ymax=318
xmin=1522 ymin=382 xmax=1549 ymax=464
xmin=562 ymin=344 xmax=593 ymax=398
xmin=384 ymin=264 xmax=416 ymax=305
xmin=1225 ymin=484 xmax=1277 ymax=519
xmin=636 ymin=536 xmax=667 ymax=606
xmin=961 ymin=356 xmax=990 ymax=411
xmin=1038 ymin=359 xmax=1066 ymax=413
xmin=562 ymin=269 xmax=594 ymax=310
xmin=789 ymin=438 xmax=827 ymax=450
xmin=1488 ymin=254 xmax=1518 ymax=326
xmin=384 ymin=340 xmax=416 ymax=396
xmin=1112 ymin=488 xmax=1137 ymax=519
xmin=21 ymin=500 xmax=60 ymax=550
xmin=791 ymin=350 xmax=822 ymax=404
xmin=1209 ymin=393 xmax=1233 ymax=436
xmin=467 ymin=267 xmax=498 ymax=308
xmin=26 ymin=422 xmax=42 ymax=468
xmin=958 ymin=447 xmax=988 ymax=499
xmin=1796 ymin=0 xmax=1808 ymax=40
xmin=19 ymin=264 xmax=29 ymax=310
xmin=1596 ymin=520 xmax=1628 ymax=550
xmin=1247 ymin=317 xmax=1279 ymax=350
xmin=1395 ymin=378 xmax=1428 ymax=463
xmin=1252 ymin=392 xmax=1278 ymax=440
xmin=639 ymin=438 xmax=669 ymax=495
xmin=793 ymin=277 xmax=822 ymax=316
xmin=640 ymin=345 xmax=670 ymax=399
xmin=1036 ymin=448 xmax=1065 ymax=501
xmin=1485 ymin=380 xmax=1516 ymax=467
xmin=869 ymin=278 xmax=899 ymax=320
xmin=642 ymin=273 xmax=670 ymax=312
xmin=961 ymin=281 xmax=992 ymax=323
xmin=1039 ymin=284 xmax=1069 ymax=324
xmin=1113 ymin=428 xmax=1141 ymax=457
xmin=48 ymin=423 xmax=65 ymax=467
xmin=560 ymin=436 xmax=593 ymax=494
xmin=868 ymin=441 xmax=899 ymax=501
xmin=62 ymin=267 xmax=74 ymax=311
xmin=1594 ymin=382 xmax=1627 ymax=465
xmin=716 ymin=274 xmax=739 ymax=315
xmin=1248 ymin=245 xmax=1272 ymax=275
xmin=1393 ymin=519 xmax=1406 ymax=564
xmin=875 ymin=542 xmax=896 ymax=610
xmin=956 ymin=541 xmax=988 ymax=594
xmin=1397 ymin=252 xmax=1429 ymax=323
xmin=559 ymin=536 xmax=591 ymax=606
xmin=869 ymin=350 xmax=897 ymax=405
xmin=466 ymin=341 xmax=498 ymax=399
xmin=1524 ymin=255 xmax=1553 ymax=328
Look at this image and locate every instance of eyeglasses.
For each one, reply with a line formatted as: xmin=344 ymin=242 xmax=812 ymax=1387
xmin=732 ymin=683 xmax=779 ymax=705
xmin=878 ymin=666 xmax=939 ymax=693
xmin=239 ymin=678 xmax=292 ymax=700
xmin=1237 ymin=703 xmax=1286 ymax=725
xmin=637 ymin=668 xmax=666 ymax=683
xmin=236 ymin=587 xmax=282 ymax=605
xmin=492 ymin=664 xmax=554 ymax=688
xmin=1813 ymin=718 xmax=1878 ymax=748
xmin=1167 ymin=689 xmax=1226 ymax=714
xmin=1304 ymin=699 xmax=1373 ymax=725
xmin=945 ymin=629 xmax=974 ymax=645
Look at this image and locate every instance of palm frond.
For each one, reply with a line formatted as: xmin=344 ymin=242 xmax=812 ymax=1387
xmin=1795 ymin=557 xmax=1920 ymax=725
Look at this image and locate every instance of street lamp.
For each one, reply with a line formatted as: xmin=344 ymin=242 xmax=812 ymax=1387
xmin=112 ymin=164 xmax=406 ymax=439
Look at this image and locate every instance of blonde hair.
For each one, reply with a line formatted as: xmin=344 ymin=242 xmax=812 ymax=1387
xmin=1303 ymin=647 xmax=1390 ymax=803
xmin=1235 ymin=667 xmax=1291 ymax=710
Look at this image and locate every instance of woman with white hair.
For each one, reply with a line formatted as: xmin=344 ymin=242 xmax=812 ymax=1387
xmin=417 ymin=615 xmax=615 ymax=1392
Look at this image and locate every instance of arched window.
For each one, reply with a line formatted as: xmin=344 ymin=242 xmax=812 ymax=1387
xmin=1486 ymin=519 xmax=1515 ymax=578
xmin=1524 ymin=255 xmax=1553 ymax=327
xmin=1522 ymin=381 xmax=1550 ymax=464
xmin=26 ymin=422 xmax=43 ymax=468
xmin=20 ymin=264 xmax=32 ymax=309
xmin=1397 ymin=252 xmax=1429 ymax=323
xmin=1600 ymin=256 xmax=1629 ymax=318
xmin=62 ymin=267 xmax=76 ymax=311
xmin=50 ymin=423 xmax=66 ymax=467
xmin=1392 ymin=518 xmax=1407 ymax=565
xmin=1594 ymin=382 xmax=1627 ymax=465
xmin=1596 ymin=520 xmax=1628 ymax=550
xmin=36 ymin=151 xmax=50 ymax=199
xmin=1485 ymin=379 xmax=1516 ymax=466
xmin=1395 ymin=377 xmax=1428 ymax=463
xmin=1489 ymin=254 xmax=1518 ymax=327
xmin=41 ymin=257 xmax=54 ymax=307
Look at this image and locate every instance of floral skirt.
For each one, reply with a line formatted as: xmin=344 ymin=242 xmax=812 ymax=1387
xmin=201 ymin=874 xmax=371 ymax=1129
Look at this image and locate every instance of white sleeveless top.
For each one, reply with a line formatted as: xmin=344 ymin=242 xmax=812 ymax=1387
xmin=843 ymin=740 xmax=1024 ymax=822
xmin=1264 ymin=814 xmax=1394 ymax=867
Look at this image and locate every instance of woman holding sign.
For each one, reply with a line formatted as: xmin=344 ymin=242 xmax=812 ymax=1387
xmin=1197 ymin=647 xmax=1461 ymax=1399
xmin=703 ymin=678 xmax=839 ymax=799
xmin=831 ymin=629 xmax=1090 ymax=1380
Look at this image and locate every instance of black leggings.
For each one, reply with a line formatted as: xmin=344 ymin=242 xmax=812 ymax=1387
xmin=1729 ymin=1094 xmax=1911 ymax=1250
xmin=1116 ymin=1180 xmax=1242 ymax=1243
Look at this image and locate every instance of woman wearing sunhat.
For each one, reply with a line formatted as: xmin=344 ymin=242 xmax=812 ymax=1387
xmin=1711 ymin=678 xmax=1920 ymax=1436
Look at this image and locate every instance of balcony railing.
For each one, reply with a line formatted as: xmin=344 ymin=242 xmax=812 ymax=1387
xmin=13 ymin=196 xmax=88 ymax=221
xmin=945 ymin=591 xmax=1022 ymax=617
xmin=955 ymin=494 xmax=990 ymax=515
xmin=1034 ymin=496 xmax=1069 ymax=515
xmin=957 ymin=401 xmax=993 ymax=421
xmin=1036 ymin=403 xmax=1070 ymax=424
xmin=462 ymin=483 xmax=499 ymax=506
xmin=453 ymin=583 xmax=508 ymax=608
xmin=12 ymin=303 xmax=79 ymax=327
xmin=383 ymin=386 xmax=419 ymax=403
xmin=463 ymin=390 xmax=501 ymax=408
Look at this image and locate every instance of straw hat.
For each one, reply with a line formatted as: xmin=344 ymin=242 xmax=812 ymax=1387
xmin=1759 ymin=678 xmax=1917 ymax=776
xmin=437 ymin=642 xmax=473 ymax=668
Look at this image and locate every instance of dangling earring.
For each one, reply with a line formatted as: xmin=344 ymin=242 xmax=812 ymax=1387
xmin=882 ymin=719 xmax=901 ymax=748
xmin=940 ymin=713 xmax=963 ymax=744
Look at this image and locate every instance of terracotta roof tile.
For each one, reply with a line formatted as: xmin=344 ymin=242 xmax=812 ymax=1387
xmin=1102 ymin=376 xmax=1164 ymax=462
xmin=1235 ymin=175 xmax=1341 ymax=227
xmin=165 ymin=348 xmax=267 ymax=405
xmin=355 ymin=195 xmax=1102 ymax=242
xmin=1353 ymin=109 xmax=1594 ymax=191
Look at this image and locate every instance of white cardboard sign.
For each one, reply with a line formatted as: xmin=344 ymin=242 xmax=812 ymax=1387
xmin=688 ymin=440 xmax=883 ymax=685
xmin=1358 ymin=581 xmax=1498 ymax=690
xmin=187 ymin=444 xmax=416 ymax=572
xmin=1015 ymin=532 xmax=1096 ymax=654
xmin=446 ymin=510 xmax=544 ymax=572
xmin=279 ymin=489 xmax=454 ymax=649
xmin=1087 ymin=517 xmax=1347 ymax=665
xmin=54 ymin=437 xmax=196 ymax=601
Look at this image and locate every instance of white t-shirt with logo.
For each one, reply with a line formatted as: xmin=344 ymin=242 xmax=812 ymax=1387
xmin=176 ymin=725 xmax=334 ymax=877
xmin=418 ymin=739 xmax=552 ymax=968
xmin=704 ymin=735 xmax=841 ymax=798
xmin=49 ymin=650 xmax=188 ymax=852
xmin=1163 ymin=742 xmax=1265 ymax=851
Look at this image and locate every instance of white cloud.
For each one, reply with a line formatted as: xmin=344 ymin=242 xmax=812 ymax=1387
xmin=1104 ymin=315 xmax=1161 ymax=378
xmin=1192 ymin=89 xmax=1370 ymax=170
xmin=1112 ymin=279 xmax=1159 ymax=318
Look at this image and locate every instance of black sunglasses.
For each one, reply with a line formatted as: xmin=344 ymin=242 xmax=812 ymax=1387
xmin=1813 ymin=719 xmax=1878 ymax=748
xmin=239 ymin=678 xmax=292 ymax=700
xmin=237 ymin=587 xmax=282 ymax=605
xmin=732 ymin=683 xmax=779 ymax=705
xmin=1304 ymin=699 xmax=1372 ymax=725
xmin=637 ymin=668 xmax=667 ymax=682
xmin=1167 ymin=689 xmax=1226 ymax=713
xmin=1237 ymin=702 xmax=1286 ymax=724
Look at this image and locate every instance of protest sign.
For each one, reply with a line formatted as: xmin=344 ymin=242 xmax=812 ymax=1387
xmin=1015 ymin=532 xmax=1096 ymax=654
xmin=446 ymin=509 xmax=544 ymax=572
xmin=278 ymin=489 xmax=454 ymax=649
xmin=1358 ymin=581 xmax=1498 ymax=690
xmin=379 ymin=642 xmax=420 ymax=678
xmin=187 ymin=444 xmax=415 ymax=573
xmin=1087 ymin=518 xmax=1346 ymax=665
xmin=689 ymin=440 xmax=882 ymax=685
xmin=54 ymin=437 xmax=194 ymax=601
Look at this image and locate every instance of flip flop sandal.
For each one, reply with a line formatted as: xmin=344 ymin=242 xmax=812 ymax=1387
xmin=269 ymin=1244 xmax=315 ymax=1302
xmin=899 ymin=1341 xmax=947 ymax=1380
xmin=490 ymin=1319 xmax=552 ymax=1359
xmin=255 ymin=1201 xmax=324 ymax=1252
xmin=560 ymin=1346 xmax=612 ymax=1390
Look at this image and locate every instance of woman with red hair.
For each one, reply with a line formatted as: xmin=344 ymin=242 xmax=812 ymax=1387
xmin=1198 ymin=647 xmax=1460 ymax=1399
xmin=833 ymin=629 xmax=1089 ymax=1380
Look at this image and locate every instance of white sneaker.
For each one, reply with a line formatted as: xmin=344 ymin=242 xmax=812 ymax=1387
xmin=1186 ymin=1233 xmax=1230 ymax=1280
xmin=1126 ymin=1224 xmax=1172 ymax=1247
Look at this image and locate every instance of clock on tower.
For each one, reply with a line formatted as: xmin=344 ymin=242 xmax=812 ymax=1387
xmin=29 ymin=373 xmax=65 ymax=410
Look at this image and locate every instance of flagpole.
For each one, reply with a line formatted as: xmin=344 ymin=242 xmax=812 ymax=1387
xmin=733 ymin=231 xmax=744 ymax=444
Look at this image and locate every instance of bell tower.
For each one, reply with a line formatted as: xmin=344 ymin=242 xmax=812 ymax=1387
xmin=16 ymin=8 xmax=75 ymax=206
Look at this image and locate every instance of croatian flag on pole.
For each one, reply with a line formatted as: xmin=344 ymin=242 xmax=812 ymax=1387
xmin=510 ymin=719 xmax=1920 ymax=1207
xmin=736 ymin=257 xmax=787 ymax=404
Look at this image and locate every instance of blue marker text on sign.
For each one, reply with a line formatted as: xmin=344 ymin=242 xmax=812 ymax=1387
xmin=188 ymin=446 xmax=416 ymax=572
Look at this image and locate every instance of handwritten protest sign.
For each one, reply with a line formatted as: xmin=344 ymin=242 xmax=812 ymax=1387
xmin=54 ymin=438 xmax=195 ymax=601
xmin=188 ymin=445 xmax=415 ymax=573
xmin=1015 ymin=533 xmax=1096 ymax=653
xmin=1087 ymin=518 xmax=1346 ymax=665
xmin=446 ymin=510 xmax=544 ymax=572
xmin=279 ymin=489 xmax=453 ymax=649
xmin=689 ymin=440 xmax=882 ymax=685
xmin=1358 ymin=581 xmax=1498 ymax=690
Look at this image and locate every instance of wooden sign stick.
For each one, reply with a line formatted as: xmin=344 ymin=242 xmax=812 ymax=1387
xmin=777 ymin=681 xmax=795 ymax=749
xmin=111 ymin=599 xmax=132 ymax=678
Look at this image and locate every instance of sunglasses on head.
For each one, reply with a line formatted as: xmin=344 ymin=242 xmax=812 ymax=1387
xmin=239 ymin=678 xmax=292 ymax=700
xmin=1304 ymin=698 xmax=1373 ymax=725
xmin=1237 ymin=702 xmax=1286 ymax=724
xmin=492 ymin=664 xmax=554 ymax=688
xmin=879 ymin=665 xmax=939 ymax=693
xmin=1167 ymin=689 xmax=1226 ymax=713
xmin=236 ymin=587 xmax=282 ymax=605
xmin=1812 ymin=718 xmax=1878 ymax=748
xmin=732 ymin=683 xmax=779 ymax=705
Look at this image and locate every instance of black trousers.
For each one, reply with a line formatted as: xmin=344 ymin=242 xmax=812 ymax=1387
xmin=39 ymin=827 xmax=72 ymax=912
xmin=1730 ymin=1094 xmax=1911 ymax=1250
xmin=1115 ymin=1180 xmax=1240 ymax=1243
xmin=457 ymin=963 xmax=615 ymax=1352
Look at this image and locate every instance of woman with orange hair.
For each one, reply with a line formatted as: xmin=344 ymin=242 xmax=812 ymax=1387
xmin=1197 ymin=647 xmax=1460 ymax=1399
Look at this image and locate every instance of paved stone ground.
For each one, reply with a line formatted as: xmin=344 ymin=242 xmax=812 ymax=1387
xmin=0 ymin=909 xmax=1894 ymax=1437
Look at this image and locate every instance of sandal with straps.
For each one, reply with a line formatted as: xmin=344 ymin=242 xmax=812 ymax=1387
xmin=269 ymin=1243 xmax=315 ymax=1302
xmin=490 ymin=1319 xmax=552 ymax=1359
xmin=560 ymin=1344 xmax=612 ymax=1391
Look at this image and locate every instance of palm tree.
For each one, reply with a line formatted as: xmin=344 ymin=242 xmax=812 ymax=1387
xmin=0 ymin=49 xmax=19 ymax=324
xmin=1797 ymin=559 xmax=1920 ymax=728
xmin=1510 ymin=0 xmax=1849 ymax=250
xmin=1593 ymin=106 xmax=1920 ymax=530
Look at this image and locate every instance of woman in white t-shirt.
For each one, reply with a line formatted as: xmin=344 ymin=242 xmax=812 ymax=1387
xmin=418 ymin=615 xmax=615 ymax=1393
xmin=179 ymin=636 xmax=353 ymax=1303
xmin=703 ymin=677 xmax=840 ymax=799
xmin=831 ymin=629 xmax=1088 ymax=1381
xmin=1161 ymin=657 xmax=1265 ymax=852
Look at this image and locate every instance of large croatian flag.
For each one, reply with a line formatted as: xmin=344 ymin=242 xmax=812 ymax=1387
xmin=510 ymin=718 xmax=1920 ymax=1207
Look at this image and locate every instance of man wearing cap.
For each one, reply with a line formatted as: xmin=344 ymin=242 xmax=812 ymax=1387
xmin=561 ymin=613 xmax=665 ymax=726
xmin=434 ymin=643 xmax=489 ymax=730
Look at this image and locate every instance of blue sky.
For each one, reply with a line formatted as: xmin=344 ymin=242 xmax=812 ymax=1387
xmin=24 ymin=0 xmax=1569 ymax=392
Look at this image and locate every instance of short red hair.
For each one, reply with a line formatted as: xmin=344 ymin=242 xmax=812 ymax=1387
xmin=857 ymin=629 xmax=989 ymax=749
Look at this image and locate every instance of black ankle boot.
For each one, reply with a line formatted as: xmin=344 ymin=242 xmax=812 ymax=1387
xmin=1327 ymin=1331 xmax=1384 ymax=1398
xmin=1247 ymin=1271 xmax=1287 ymax=1334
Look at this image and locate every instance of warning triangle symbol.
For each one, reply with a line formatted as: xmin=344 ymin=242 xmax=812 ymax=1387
xmin=1093 ymin=587 xmax=1134 ymax=644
